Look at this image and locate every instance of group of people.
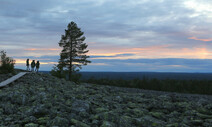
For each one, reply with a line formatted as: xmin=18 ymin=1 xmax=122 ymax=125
xmin=26 ymin=59 xmax=40 ymax=72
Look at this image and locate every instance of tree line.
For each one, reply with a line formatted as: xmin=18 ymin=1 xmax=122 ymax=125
xmin=83 ymin=77 xmax=212 ymax=95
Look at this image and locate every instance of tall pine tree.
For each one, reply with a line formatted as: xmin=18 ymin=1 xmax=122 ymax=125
xmin=55 ymin=21 xmax=90 ymax=81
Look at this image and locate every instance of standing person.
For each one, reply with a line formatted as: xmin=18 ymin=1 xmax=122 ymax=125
xmin=31 ymin=60 xmax=35 ymax=72
xmin=26 ymin=59 xmax=30 ymax=71
xmin=35 ymin=61 xmax=40 ymax=72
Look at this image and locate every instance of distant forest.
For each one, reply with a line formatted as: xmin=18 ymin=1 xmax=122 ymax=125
xmin=79 ymin=72 xmax=212 ymax=80
xmin=41 ymin=71 xmax=212 ymax=95
xmin=79 ymin=72 xmax=212 ymax=95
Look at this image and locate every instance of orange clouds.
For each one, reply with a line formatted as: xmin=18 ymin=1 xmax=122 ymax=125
xmin=188 ymin=37 xmax=212 ymax=42
xmin=89 ymin=45 xmax=212 ymax=59
xmin=15 ymin=59 xmax=57 ymax=65
xmin=15 ymin=59 xmax=25 ymax=64
xmin=24 ymin=48 xmax=60 ymax=51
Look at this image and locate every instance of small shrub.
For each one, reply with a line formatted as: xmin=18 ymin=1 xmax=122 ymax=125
xmin=0 ymin=51 xmax=15 ymax=74
xmin=50 ymin=65 xmax=81 ymax=83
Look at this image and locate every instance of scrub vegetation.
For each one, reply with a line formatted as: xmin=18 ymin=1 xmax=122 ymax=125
xmin=0 ymin=50 xmax=15 ymax=74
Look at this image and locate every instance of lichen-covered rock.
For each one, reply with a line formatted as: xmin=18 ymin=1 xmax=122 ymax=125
xmin=47 ymin=116 xmax=69 ymax=127
xmin=24 ymin=123 xmax=39 ymax=127
xmin=119 ymin=115 xmax=135 ymax=127
xmin=71 ymin=99 xmax=90 ymax=114
xmin=137 ymin=115 xmax=165 ymax=127
xmin=70 ymin=118 xmax=89 ymax=127
xmin=100 ymin=121 xmax=115 ymax=127
xmin=37 ymin=116 xmax=49 ymax=125
xmin=0 ymin=73 xmax=211 ymax=126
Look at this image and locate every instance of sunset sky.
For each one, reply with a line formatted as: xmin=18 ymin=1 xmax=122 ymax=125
xmin=1 ymin=0 xmax=212 ymax=72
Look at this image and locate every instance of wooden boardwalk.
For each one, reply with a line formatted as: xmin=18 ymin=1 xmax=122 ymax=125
xmin=0 ymin=72 xmax=27 ymax=87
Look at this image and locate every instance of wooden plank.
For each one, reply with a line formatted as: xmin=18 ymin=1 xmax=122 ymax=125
xmin=0 ymin=72 xmax=27 ymax=87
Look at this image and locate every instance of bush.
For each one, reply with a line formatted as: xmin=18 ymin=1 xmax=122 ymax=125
xmin=50 ymin=64 xmax=66 ymax=79
xmin=0 ymin=51 xmax=15 ymax=74
xmin=50 ymin=64 xmax=81 ymax=83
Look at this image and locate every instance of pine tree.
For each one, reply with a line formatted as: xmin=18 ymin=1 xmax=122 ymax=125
xmin=57 ymin=21 xmax=91 ymax=81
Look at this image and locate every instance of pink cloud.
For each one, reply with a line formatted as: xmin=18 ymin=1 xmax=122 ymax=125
xmin=188 ymin=37 xmax=212 ymax=42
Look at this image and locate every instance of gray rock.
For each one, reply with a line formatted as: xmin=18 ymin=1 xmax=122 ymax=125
xmin=47 ymin=116 xmax=69 ymax=127
xmin=71 ymin=99 xmax=90 ymax=113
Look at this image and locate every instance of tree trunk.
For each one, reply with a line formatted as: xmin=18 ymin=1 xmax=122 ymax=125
xmin=69 ymin=69 xmax=72 ymax=81
xmin=69 ymin=39 xmax=73 ymax=81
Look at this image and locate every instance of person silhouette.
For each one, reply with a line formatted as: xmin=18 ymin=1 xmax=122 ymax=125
xmin=35 ymin=61 xmax=40 ymax=72
xmin=26 ymin=59 xmax=30 ymax=71
xmin=31 ymin=60 xmax=35 ymax=72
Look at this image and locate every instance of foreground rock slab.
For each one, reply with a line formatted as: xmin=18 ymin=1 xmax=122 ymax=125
xmin=0 ymin=73 xmax=211 ymax=127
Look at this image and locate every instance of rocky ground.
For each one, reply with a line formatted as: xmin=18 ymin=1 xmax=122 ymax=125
xmin=0 ymin=73 xmax=211 ymax=127
xmin=0 ymin=69 xmax=25 ymax=82
xmin=0 ymin=73 xmax=14 ymax=82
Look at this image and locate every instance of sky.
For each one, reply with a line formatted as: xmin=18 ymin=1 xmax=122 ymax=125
xmin=1 ymin=0 xmax=212 ymax=72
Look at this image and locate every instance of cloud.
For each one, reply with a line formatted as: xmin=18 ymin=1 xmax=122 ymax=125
xmin=1 ymin=0 xmax=212 ymax=72
xmin=82 ymin=58 xmax=212 ymax=72
xmin=188 ymin=37 xmax=212 ymax=42
xmin=24 ymin=48 xmax=60 ymax=51
xmin=90 ymin=53 xmax=135 ymax=58
xmin=13 ymin=54 xmax=212 ymax=72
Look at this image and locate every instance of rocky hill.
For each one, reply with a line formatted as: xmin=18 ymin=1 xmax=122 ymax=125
xmin=0 ymin=73 xmax=211 ymax=127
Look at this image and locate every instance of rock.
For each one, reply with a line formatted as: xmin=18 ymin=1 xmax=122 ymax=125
xmin=165 ymin=123 xmax=179 ymax=127
xmin=119 ymin=116 xmax=135 ymax=127
xmin=94 ymin=107 xmax=109 ymax=113
xmin=47 ymin=116 xmax=69 ymax=127
xmin=197 ymin=113 xmax=212 ymax=119
xmin=28 ymin=105 xmax=48 ymax=118
xmin=91 ymin=119 xmax=99 ymax=126
xmin=113 ymin=96 xmax=123 ymax=103
xmin=127 ymin=102 xmax=138 ymax=109
xmin=37 ymin=116 xmax=50 ymax=125
xmin=24 ymin=123 xmax=39 ymax=127
xmin=5 ymin=117 xmax=12 ymax=121
xmin=71 ymin=100 xmax=90 ymax=114
xmin=39 ymin=78 xmax=44 ymax=81
xmin=99 ymin=111 xmax=119 ymax=122
xmin=136 ymin=115 xmax=165 ymax=127
xmin=197 ymin=98 xmax=208 ymax=106
xmin=3 ymin=102 xmax=16 ymax=114
xmin=150 ymin=111 xmax=164 ymax=119
xmin=22 ymin=116 xmax=37 ymax=124
xmin=100 ymin=121 xmax=115 ymax=127
xmin=70 ymin=119 xmax=90 ymax=127
xmin=198 ymin=107 xmax=212 ymax=115
xmin=132 ymin=108 xmax=147 ymax=117
xmin=191 ymin=119 xmax=203 ymax=126
xmin=203 ymin=119 xmax=212 ymax=126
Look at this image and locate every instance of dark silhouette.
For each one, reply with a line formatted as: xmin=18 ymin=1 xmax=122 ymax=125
xmin=31 ymin=60 xmax=35 ymax=72
xmin=51 ymin=21 xmax=91 ymax=81
xmin=84 ymin=77 xmax=212 ymax=95
xmin=0 ymin=50 xmax=15 ymax=74
xmin=26 ymin=59 xmax=30 ymax=71
xmin=35 ymin=61 xmax=40 ymax=72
